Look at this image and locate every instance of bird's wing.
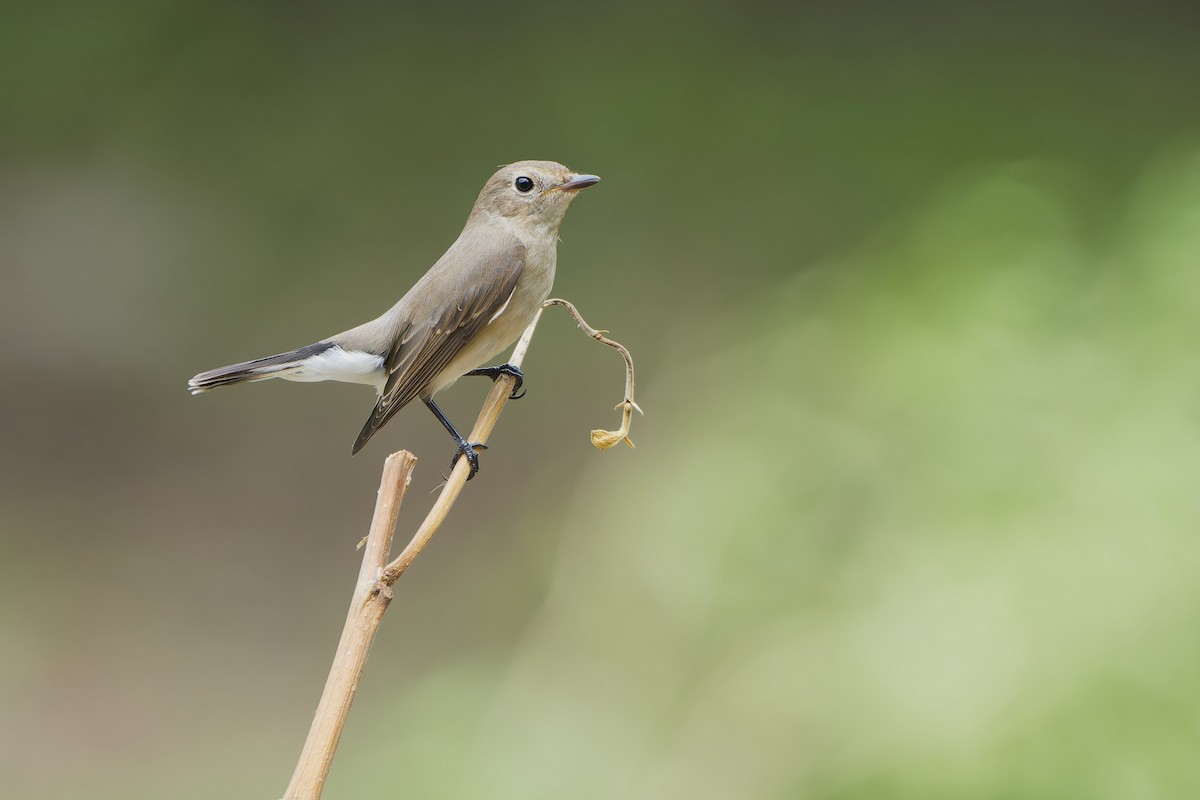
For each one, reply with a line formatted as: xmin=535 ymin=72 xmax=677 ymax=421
xmin=351 ymin=241 xmax=526 ymax=454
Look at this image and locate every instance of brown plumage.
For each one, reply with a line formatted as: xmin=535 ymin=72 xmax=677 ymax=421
xmin=188 ymin=160 xmax=600 ymax=474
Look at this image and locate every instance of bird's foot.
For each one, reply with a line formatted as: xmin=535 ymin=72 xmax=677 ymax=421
xmin=450 ymin=439 xmax=489 ymax=480
xmin=466 ymin=363 xmax=526 ymax=399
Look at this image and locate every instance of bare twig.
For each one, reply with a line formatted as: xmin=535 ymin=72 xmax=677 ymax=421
xmin=281 ymin=300 xmax=636 ymax=799
xmin=542 ymin=298 xmax=641 ymax=450
xmin=282 ymin=451 xmax=416 ymax=800
xmin=379 ymin=306 xmax=544 ymax=585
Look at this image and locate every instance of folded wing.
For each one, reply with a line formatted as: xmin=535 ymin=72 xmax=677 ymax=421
xmin=350 ymin=242 xmax=526 ymax=454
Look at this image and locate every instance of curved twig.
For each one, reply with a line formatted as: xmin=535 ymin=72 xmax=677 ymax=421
xmin=542 ymin=298 xmax=641 ymax=450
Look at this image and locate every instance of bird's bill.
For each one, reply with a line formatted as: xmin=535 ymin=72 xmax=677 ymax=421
xmin=556 ymin=174 xmax=601 ymax=192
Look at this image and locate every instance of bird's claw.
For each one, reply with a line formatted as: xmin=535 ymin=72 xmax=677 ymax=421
xmin=450 ymin=440 xmax=488 ymax=480
xmin=467 ymin=363 xmax=525 ymax=400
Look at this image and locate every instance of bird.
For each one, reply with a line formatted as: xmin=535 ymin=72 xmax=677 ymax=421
xmin=188 ymin=160 xmax=600 ymax=479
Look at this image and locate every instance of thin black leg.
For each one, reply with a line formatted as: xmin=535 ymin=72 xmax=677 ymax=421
xmin=464 ymin=363 xmax=526 ymax=399
xmin=423 ymin=397 xmax=488 ymax=480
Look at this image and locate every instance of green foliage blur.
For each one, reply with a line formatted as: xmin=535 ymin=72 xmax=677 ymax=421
xmin=1 ymin=3 xmax=1196 ymax=798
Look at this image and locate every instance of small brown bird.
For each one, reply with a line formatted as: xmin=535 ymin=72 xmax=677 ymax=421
xmin=188 ymin=160 xmax=600 ymax=478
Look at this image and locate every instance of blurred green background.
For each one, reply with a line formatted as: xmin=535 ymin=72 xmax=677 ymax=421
xmin=1 ymin=2 xmax=1197 ymax=798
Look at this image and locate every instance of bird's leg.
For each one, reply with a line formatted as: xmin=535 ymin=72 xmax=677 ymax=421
xmin=464 ymin=363 xmax=526 ymax=400
xmin=423 ymin=397 xmax=488 ymax=480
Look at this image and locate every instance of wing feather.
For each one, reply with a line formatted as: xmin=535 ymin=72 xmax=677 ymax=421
xmin=350 ymin=242 xmax=525 ymax=454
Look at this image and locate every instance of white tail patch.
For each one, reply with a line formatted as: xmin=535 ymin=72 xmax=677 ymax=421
xmin=282 ymin=346 xmax=386 ymax=389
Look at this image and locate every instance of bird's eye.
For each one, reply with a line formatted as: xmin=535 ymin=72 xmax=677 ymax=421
xmin=514 ymin=176 xmax=535 ymax=193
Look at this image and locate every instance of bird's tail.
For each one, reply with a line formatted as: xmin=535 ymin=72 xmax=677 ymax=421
xmin=188 ymin=341 xmax=335 ymax=395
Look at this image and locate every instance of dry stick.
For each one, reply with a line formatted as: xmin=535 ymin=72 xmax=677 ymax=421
xmin=379 ymin=306 xmax=544 ymax=585
xmin=282 ymin=309 xmax=544 ymax=800
xmin=282 ymin=450 xmax=417 ymax=800
xmin=282 ymin=301 xmax=635 ymax=800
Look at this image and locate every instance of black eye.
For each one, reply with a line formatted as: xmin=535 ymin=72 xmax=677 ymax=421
xmin=514 ymin=176 xmax=534 ymax=193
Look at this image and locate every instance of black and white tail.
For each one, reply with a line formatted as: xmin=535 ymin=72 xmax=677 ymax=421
xmin=188 ymin=341 xmax=335 ymax=395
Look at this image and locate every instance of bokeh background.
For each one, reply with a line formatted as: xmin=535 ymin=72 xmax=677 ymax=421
xmin=2 ymin=2 xmax=1197 ymax=798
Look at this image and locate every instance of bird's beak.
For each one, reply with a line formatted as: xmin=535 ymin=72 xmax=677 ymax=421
xmin=557 ymin=174 xmax=601 ymax=192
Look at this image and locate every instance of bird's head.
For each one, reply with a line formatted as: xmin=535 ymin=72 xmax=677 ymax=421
xmin=471 ymin=160 xmax=600 ymax=233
